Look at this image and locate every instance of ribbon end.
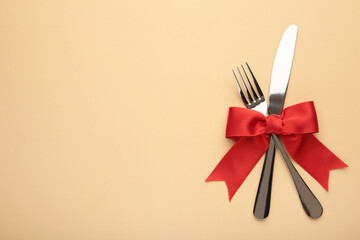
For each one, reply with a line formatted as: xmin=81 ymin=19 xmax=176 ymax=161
xmin=225 ymin=182 xmax=237 ymax=202
xmin=205 ymin=176 xmax=237 ymax=202
xmin=319 ymin=161 xmax=348 ymax=191
xmin=282 ymin=134 xmax=348 ymax=192
xmin=205 ymin=136 xmax=269 ymax=202
xmin=324 ymin=182 xmax=329 ymax=191
xmin=325 ymin=161 xmax=348 ymax=191
xmin=333 ymin=161 xmax=348 ymax=169
xmin=205 ymin=173 xmax=219 ymax=182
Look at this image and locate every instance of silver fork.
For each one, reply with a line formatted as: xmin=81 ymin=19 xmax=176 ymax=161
xmin=232 ymin=63 xmax=323 ymax=219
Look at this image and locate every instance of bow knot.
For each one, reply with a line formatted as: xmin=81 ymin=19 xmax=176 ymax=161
xmin=265 ymin=115 xmax=282 ymax=134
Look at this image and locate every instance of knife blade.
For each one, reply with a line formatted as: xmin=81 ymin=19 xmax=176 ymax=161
xmin=268 ymin=24 xmax=297 ymax=115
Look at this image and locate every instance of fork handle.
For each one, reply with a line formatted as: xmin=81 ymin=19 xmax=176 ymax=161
xmin=253 ymin=136 xmax=276 ymax=219
xmin=272 ymin=134 xmax=323 ymax=219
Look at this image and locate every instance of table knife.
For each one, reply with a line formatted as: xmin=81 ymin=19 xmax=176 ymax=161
xmin=254 ymin=25 xmax=322 ymax=219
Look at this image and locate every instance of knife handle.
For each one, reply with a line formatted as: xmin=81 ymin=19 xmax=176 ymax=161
xmin=272 ymin=134 xmax=323 ymax=219
xmin=253 ymin=136 xmax=276 ymax=219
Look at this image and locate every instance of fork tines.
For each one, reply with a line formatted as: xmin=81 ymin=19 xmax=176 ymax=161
xmin=232 ymin=63 xmax=264 ymax=106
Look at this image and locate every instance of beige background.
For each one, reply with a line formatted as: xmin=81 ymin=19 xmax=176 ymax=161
xmin=0 ymin=0 xmax=359 ymax=239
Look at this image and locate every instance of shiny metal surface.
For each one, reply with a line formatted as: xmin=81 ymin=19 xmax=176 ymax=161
xmin=232 ymin=65 xmax=266 ymax=115
xmin=253 ymin=137 xmax=275 ymax=219
xmin=268 ymin=24 xmax=297 ymax=115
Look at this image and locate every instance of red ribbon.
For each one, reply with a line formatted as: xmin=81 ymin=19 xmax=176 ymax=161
xmin=206 ymin=101 xmax=348 ymax=201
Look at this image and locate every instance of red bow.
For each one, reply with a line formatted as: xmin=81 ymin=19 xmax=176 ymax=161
xmin=206 ymin=101 xmax=348 ymax=201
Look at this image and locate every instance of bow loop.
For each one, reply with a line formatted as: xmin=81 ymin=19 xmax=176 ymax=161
xmin=226 ymin=107 xmax=266 ymax=138
xmin=281 ymin=101 xmax=319 ymax=135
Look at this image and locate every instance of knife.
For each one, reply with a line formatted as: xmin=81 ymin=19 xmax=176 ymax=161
xmin=253 ymin=25 xmax=323 ymax=219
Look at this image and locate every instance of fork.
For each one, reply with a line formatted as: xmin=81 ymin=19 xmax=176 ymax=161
xmin=232 ymin=63 xmax=323 ymax=219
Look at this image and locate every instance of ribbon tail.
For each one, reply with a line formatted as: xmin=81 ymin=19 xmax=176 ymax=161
xmin=206 ymin=135 xmax=269 ymax=201
xmin=282 ymin=134 xmax=348 ymax=191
